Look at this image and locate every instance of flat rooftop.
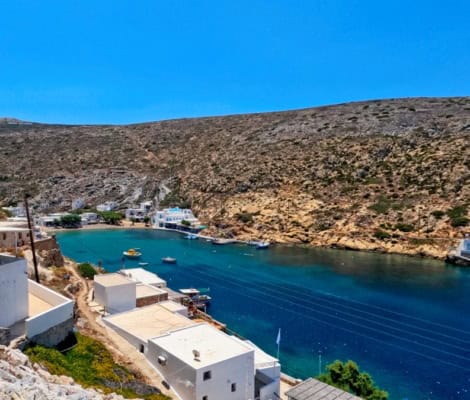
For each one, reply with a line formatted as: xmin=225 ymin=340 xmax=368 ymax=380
xmin=28 ymin=292 xmax=53 ymax=316
xmin=104 ymin=303 xmax=195 ymax=342
xmin=285 ymin=378 xmax=362 ymax=400
xmin=94 ymin=273 xmax=134 ymax=287
xmin=150 ymin=323 xmax=253 ymax=369
xmin=158 ymin=300 xmax=187 ymax=313
xmin=119 ymin=268 xmax=166 ymax=286
xmin=136 ymin=284 xmax=166 ymax=299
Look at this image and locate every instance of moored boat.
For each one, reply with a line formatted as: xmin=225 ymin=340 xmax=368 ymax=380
xmin=256 ymin=241 xmax=270 ymax=249
xmin=186 ymin=233 xmax=198 ymax=240
xmin=162 ymin=256 xmax=177 ymax=264
xmin=123 ymin=248 xmax=142 ymax=258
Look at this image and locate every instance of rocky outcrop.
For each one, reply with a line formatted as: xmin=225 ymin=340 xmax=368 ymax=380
xmin=1 ymin=97 xmax=468 ymax=258
xmin=0 ymin=345 xmax=129 ymax=399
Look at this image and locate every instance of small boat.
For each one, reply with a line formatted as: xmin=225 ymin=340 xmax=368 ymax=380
xmin=186 ymin=233 xmax=198 ymax=240
xmin=256 ymin=241 xmax=270 ymax=249
xmin=138 ymin=262 xmax=149 ymax=266
xmin=162 ymin=256 xmax=177 ymax=264
xmin=123 ymin=248 xmax=142 ymax=258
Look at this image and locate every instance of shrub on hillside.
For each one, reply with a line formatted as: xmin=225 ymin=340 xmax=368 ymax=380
xmin=78 ymin=263 xmax=96 ymax=279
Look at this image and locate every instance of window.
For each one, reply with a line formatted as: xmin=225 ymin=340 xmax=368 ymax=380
xmin=231 ymin=383 xmax=237 ymax=392
xmin=202 ymin=397 xmax=208 ymax=400
xmin=139 ymin=344 xmax=144 ymax=353
xmin=203 ymin=371 xmax=211 ymax=381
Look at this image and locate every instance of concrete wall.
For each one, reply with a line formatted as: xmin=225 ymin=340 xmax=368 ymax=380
xmin=26 ymin=280 xmax=74 ymax=338
xmin=195 ymin=353 xmax=255 ymax=400
xmin=0 ymin=257 xmax=28 ymax=327
xmin=0 ymin=231 xmax=30 ymax=248
xmin=34 ymin=236 xmax=60 ymax=252
xmin=148 ymin=339 xmax=197 ymax=400
xmin=94 ymin=282 xmax=136 ymax=314
xmin=29 ymin=318 xmax=74 ymax=347
xmin=136 ymin=292 xmax=168 ymax=307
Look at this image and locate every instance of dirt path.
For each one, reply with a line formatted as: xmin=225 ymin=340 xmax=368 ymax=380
xmin=64 ymin=260 xmax=175 ymax=398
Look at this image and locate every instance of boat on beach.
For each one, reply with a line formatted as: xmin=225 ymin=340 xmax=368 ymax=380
xmin=162 ymin=256 xmax=177 ymax=264
xmin=123 ymin=248 xmax=142 ymax=258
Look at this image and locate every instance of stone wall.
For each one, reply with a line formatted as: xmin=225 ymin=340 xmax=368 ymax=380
xmin=0 ymin=327 xmax=10 ymax=346
xmin=136 ymin=293 xmax=168 ymax=307
xmin=28 ymin=318 xmax=74 ymax=348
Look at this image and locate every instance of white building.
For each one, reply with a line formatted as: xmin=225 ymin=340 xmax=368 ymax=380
xmin=71 ymin=198 xmax=85 ymax=210
xmin=125 ymin=207 xmax=147 ymax=221
xmin=81 ymin=212 xmax=99 ymax=225
xmin=103 ymin=302 xmax=195 ymax=353
xmin=93 ymin=273 xmax=136 ymax=313
xmin=96 ymin=201 xmax=119 ymax=212
xmin=0 ymin=224 xmax=30 ymax=249
xmin=35 ymin=213 xmax=69 ymax=227
xmin=2 ymin=205 xmax=26 ymax=218
xmin=119 ymin=268 xmax=167 ymax=288
xmin=152 ymin=207 xmax=199 ymax=229
xmin=0 ymin=254 xmax=74 ymax=345
xmin=148 ymin=323 xmax=255 ymax=400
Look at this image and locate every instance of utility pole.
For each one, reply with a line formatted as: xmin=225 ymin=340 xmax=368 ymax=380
xmin=24 ymin=195 xmax=39 ymax=283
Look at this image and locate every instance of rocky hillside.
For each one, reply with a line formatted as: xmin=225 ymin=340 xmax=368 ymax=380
xmin=1 ymin=97 xmax=469 ymax=257
xmin=0 ymin=345 xmax=127 ymax=399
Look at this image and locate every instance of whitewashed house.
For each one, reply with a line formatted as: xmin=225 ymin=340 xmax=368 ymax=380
xmin=2 ymin=205 xmax=26 ymax=218
xmin=152 ymin=207 xmax=199 ymax=229
xmin=0 ymin=254 xmax=74 ymax=346
xmin=93 ymin=273 xmax=136 ymax=313
xmin=71 ymin=198 xmax=85 ymax=210
xmin=148 ymin=323 xmax=255 ymax=400
xmin=81 ymin=212 xmax=99 ymax=225
xmin=96 ymin=201 xmax=119 ymax=212
xmin=126 ymin=201 xmax=153 ymax=222
xmin=119 ymin=268 xmax=167 ymax=288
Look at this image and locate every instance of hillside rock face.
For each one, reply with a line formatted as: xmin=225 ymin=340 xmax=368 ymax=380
xmin=0 ymin=346 xmax=127 ymax=400
xmin=1 ymin=97 xmax=469 ymax=258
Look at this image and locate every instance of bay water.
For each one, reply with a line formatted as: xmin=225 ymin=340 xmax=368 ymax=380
xmin=56 ymin=229 xmax=470 ymax=400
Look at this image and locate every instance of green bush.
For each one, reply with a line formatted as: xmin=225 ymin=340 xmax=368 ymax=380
xmin=450 ymin=216 xmax=469 ymax=227
xmin=236 ymin=212 xmax=254 ymax=223
xmin=447 ymin=205 xmax=468 ymax=227
xmin=374 ymin=230 xmax=391 ymax=240
xmin=25 ymin=333 xmax=169 ymax=399
xmin=394 ymin=223 xmax=414 ymax=232
xmin=60 ymin=214 xmax=81 ymax=228
xmin=431 ymin=210 xmax=445 ymax=219
xmin=77 ymin=263 xmax=96 ymax=279
xmin=318 ymin=360 xmax=388 ymax=400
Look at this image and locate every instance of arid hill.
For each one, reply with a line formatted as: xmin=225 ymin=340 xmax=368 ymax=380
xmin=1 ymin=97 xmax=469 ymax=258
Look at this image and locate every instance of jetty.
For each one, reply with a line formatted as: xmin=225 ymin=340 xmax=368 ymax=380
xmin=447 ymin=238 xmax=470 ymax=267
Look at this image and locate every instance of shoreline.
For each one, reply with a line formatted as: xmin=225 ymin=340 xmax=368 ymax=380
xmin=48 ymin=224 xmax=459 ymax=264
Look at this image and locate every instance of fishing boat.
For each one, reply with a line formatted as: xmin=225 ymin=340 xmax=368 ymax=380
xmin=138 ymin=262 xmax=149 ymax=266
xmin=186 ymin=233 xmax=198 ymax=240
xmin=162 ymin=256 xmax=177 ymax=264
xmin=179 ymin=288 xmax=212 ymax=309
xmin=123 ymin=248 xmax=142 ymax=258
xmin=256 ymin=241 xmax=270 ymax=249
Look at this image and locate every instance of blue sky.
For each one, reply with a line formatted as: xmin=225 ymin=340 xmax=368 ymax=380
xmin=0 ymin=1 xmax=469 ymax=124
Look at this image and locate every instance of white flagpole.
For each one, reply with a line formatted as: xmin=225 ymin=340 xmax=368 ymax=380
xmin=276 ymin=328 xmax=281 ymax=360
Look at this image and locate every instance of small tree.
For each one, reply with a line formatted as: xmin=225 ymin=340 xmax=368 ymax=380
xmin=60 ymin=214 xmax=81 ymax=228
xmin=180 ymin=219 xmax=191 ymax=227
xmin=77 ymin=263 xmax=97 ymax=279
xmin=98 ymin=211 xmax=123 ymax=225
xmin=318 ymin=360 xmax=388 ymax=400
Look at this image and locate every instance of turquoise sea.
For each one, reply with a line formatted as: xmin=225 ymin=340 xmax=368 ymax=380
xmin=56 ymin=229 xmax=470 ymax=400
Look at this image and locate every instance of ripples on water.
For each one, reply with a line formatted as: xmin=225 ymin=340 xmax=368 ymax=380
xmin=57 ymin=229 xmax=470 ymax=400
